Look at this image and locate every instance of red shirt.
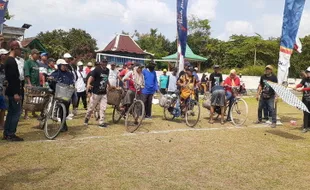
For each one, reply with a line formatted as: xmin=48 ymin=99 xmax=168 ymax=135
xmin=224 ymin=77 xmax=240 ymax=93
xmin=85 ymin=67 xmax=92 ymax=75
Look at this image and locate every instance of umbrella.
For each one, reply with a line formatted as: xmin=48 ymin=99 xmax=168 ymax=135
xmin=267 ymin=81 xmax=310 ymax=113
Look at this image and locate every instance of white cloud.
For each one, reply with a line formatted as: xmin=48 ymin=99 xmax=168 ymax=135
xmin=122 ymin=0 xmax=174 ymax=25
xmin=250 ymin=0 xmax=265 ymax=9
xmin=218 ymin=20 xmax=254 ymax=40
xmin=189 ymin=0 xmax=218 ymax=20
xmin=258 ymin=14 xmax=282 ymax=38
xmin=299 ymin=11 xmax=310 ymax=37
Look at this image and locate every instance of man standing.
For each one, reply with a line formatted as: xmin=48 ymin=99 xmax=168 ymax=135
xmin=24 ymin=49 xmax=41 ymax=119
xmin=38 ymin=52 xmax=48 ymax=86
xmin=84 ymin=59 xmax=110 ymax=128
xmin=46 ymin=58 xmax=56 ymax=76
xmin=85 ymin=62 xmax=93 ymax=75
xmin=256 ymin=65 xmax=278 ymax=128
xmin=167 ymin=68 xmax=178 ymax=94
xmin=159 ymin=69 xmax=169 ymax=94
xmin=209 ymin=65 xmax=223 ymax=91
xmin=76 ymin=61 xmax=87 ymax=110
xmin=3 ymin=41 xmax=23 ymax=141
xmin=108 ymin=62 xmax=119 ymax=87
xmin=142 ymin=61 xmax=158 ymax=119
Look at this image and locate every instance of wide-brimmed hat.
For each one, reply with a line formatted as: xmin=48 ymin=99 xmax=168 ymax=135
xmin=63 ymin=53 xmax=72 ymax=59
xmin=77 ymin=61 xmax=84 ymax=66
xmin=0 ymin=49 xmax=9 ymax=55
xmin=56 ymin=59 xmax=68 ymax=65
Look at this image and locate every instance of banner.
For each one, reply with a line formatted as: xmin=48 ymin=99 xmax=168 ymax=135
xmin=278 ymin=0 xmax=305 ymax=85
xmin=177 ymin=0 xmax=188 ymax=73
xmin=0 ymin=0 xmax=8 ymax=25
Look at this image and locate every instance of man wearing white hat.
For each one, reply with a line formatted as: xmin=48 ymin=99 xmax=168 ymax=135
xmin=85 ymin=62 xmax=93 ymax=75
xmin=75 ymin=61 xmax=87 ymax=110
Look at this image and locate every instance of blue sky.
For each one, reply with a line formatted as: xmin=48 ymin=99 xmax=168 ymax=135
xmin=6 ymin=0 xmax=310 ymax=50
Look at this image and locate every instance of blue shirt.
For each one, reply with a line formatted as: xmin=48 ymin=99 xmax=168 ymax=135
xmin=159 ymin=75 xmax=169 ymax=89
xmin=50 ymin=70 xmax=74 ymax=86
xmin=142 ymin=69 xmax=158 ymax=95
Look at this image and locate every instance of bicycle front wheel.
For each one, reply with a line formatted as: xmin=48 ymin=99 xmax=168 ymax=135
xmin=230 ymin=98 xmax=248 ymax=127
xmin=112 ymin=105 xmax=122 ymax=123
xmin=185 ymin=99 xmax=200 ymax=128
xmin=164 ymin=107 xmax=175 ymax=121
xmin=44 ymin=102 xmax=66 ymax=140
xmin=125 ymin=100 xmax=145 ymax=133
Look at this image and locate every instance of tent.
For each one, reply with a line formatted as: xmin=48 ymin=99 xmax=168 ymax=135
xmin=162 ymin=44 xmax=207 ymax=62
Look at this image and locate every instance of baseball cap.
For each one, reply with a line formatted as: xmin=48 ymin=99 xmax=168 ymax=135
xmin=41 ymin=52 xmax=48 ymax=57
xmin=77 ymin=61 xmax=84 ymax=66
xmin=63 ymin=53 xmax=72 ymax=59
xmin=87 ymin=62 xmax=93 ymax=67
xmin=0 ymin=49 xmax=9 ymax=55
xmin=265 ymin=65 xmax=273 ymax=70
xmin=163 ymin=69 xmax=167 ymax=72
xmin=31 ymin=49 xmax=40 ymax=55
xmin=56 ymin=59 xmax=68 ymax=65
xmin=47 ymin=58 xmax=55 ymax=63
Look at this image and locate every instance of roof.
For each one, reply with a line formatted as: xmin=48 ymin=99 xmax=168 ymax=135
xmin=21 ymin=38 xmax=47 ymax=53
xmin=162 ymin=44 xmax=208 ymax=62
xmin=98 ymin=34 xmax=152 ymax=55
xmin=21 ymin=37 xmax=36 ymax=47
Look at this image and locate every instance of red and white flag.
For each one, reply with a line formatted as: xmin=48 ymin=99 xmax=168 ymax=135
xmin=294 ymin=37 xmax=302 ymax=53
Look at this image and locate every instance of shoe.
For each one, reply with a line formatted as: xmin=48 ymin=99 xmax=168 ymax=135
xmin=254 ymin=120 xmax=263 ymax=124
xmin=271 ymin=123 xmax=276 ymax=128
xmin=266 ymin=120 xmax=272 ymax=125
xmin=60 ymin=125 xmax=68 ymax=132
xmin=84 ymin=118 xmax=89 ymax=126
xmin=68 ymin=113 xmax=74 ymax=117
xmin=144 ymin=117 xmax=152 ymax=120
xmin=98 ymin=123 xmax=107 ymax=128
xmin=302 ymin=128 xmax=308 ymax=133
xmin=66 ymin=116 xmax=73 ymax=120
xmin=226 ymin=118 xmax=232 ymax=122
xmin=6 ymin=135 xmax=24 ymax=141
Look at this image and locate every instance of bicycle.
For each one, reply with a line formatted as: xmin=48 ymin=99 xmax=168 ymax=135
xmin=163 ymin=90 xmax=201 ymax=128
xmin=39 ymin=83 xmax=75 ymax=139
xmin=112 ymin=82 xmax=145 ymax=133
xmin=203 ymin=86 xmax=248 ymax=126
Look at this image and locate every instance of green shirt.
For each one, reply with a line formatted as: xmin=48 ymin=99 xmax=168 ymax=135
xmin=24 ymin=59 xmax=40 ymax=86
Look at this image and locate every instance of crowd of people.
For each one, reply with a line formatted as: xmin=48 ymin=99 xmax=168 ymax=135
xmin=1 ymin=39 xmax=310 ymax=142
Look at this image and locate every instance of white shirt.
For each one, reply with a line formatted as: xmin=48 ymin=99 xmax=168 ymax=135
xmin=109 ymin=69 xmax=119 ymax=87
xmin=75 ymin=70 xmax=86 ymax=93
xmin=168 ymin=74 xmax=178 ymax=92
xmin=15 ymin=57 xmax=25 ymax=81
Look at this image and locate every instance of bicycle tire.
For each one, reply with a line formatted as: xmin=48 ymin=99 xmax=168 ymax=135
xmin=44 ymin=102 xmax=66 ymax=140
xmin=112 ymin=105 xmax=122 ymax=123
xmin=185 ymin=99 xmax=200 ymax=128
xmin=230 ymin=98 xmax=248 ymax=127
xmin=163 ymin=107 xmax=175 ymax=120
xmin=39 ymin=98 xmax=52 ymax=129
xmin=125 ymin=100 xmax=145 ymax=133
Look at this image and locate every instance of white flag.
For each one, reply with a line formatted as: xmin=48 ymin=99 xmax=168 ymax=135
xmin=294 ymin=37 xmax=302 ymax=53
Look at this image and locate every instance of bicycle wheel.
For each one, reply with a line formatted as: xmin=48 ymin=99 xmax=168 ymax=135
xmin=230 ymin=98 xmax=248 ymax=127
xmin=164 ymin=107 xmax=175 ymax=120
xmin=112 ymin=105 xmax=122 ymax=123
xmin=185 ymin=99 xmax=200 ymax=128
xmin=44 ymin=102 xmax=66 ymax=140
xmin=39 ymin=99 xmax=52 ymax=129
xmin=125 ymin=100 xmax=145 ymax=133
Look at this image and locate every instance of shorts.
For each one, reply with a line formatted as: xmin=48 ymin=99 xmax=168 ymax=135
xmin=211 ymin=89 xmax=225 ymax=107
xmin=0 ymin=95 xmax=7 ymax=110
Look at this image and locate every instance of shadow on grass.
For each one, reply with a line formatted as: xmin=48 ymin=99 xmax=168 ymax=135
xmin=280 ymin=115 xmax=302 ymax=123
xmin=266 ymin=130 xmax=305 ymax=140
xmin=0 ymin=167 xmax=59 ymax=189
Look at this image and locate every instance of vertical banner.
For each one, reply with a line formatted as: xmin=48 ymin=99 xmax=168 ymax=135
xmin=278 ymin=0 xmax=305 ymax=85
xmin=0 ymin=0 xmax=9 ymax=34
xmin=177 ymin=0 xmax=188 ymax=74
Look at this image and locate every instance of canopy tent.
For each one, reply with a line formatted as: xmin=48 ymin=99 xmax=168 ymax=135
xmin=162 ymin=44 xmax=208 ymax=62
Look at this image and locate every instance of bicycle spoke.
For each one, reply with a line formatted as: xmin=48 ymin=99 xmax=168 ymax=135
xmin=231 ymin=99 xmax=248 ymax=126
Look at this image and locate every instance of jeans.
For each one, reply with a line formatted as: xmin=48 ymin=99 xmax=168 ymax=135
xmin=258 ymin=96 xmax=276 ymax=124
xmin=225 ymin=91 xmax=234 ymax=119
xmin=72 ymin=92 xmax=78 ymax=109
xmin=263 ymin=101 xmax=271 ymax=120
xmin=142 ymin=94 xmax=154 ymax=118
xmin=76 ymin=91 xmax=87 ymax=109
xmin=3 ymin=97 xmax=22 ymax=136
xmin=303 ymin=98 xmax=310 ymax=129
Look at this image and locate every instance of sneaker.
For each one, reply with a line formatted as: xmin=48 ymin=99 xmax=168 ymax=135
xmin=302 ymin=128 xmax=308 ymax=133
xmin=6 ymin=135 xmax=24 ymax=141
xmin=271 ymin=123 xmax=277 ymax=128
xmin=266 ymin=120 xmax=272 ymax=125
xmin=68 ymin=113 xmax=74 ymax=118
xmin=98 ymin=123 xmax=107 ymax=128
xmin=66 ymin=116 xmax=73 ymax=120
xmin=254 ymin=120 xmax=263 ymax=124
xmin=84 ymin=118 xmax=89 ymax=126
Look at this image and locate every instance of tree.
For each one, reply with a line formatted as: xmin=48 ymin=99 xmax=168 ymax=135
xmin=37 ymin=28 xmax=97 ymax=61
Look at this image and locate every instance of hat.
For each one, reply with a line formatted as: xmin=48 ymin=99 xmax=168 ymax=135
xmin=213 ymin=65 xmax=220 ymax=69
xmin=306 ymin=67 xmax=310 ymax=73
xmin=163 ymin=69 xmax=167 ymax=72
xmin=265 ymin=65 xmax=273 ymax=70
xmin=87 ymin=62 xmax=93 ymax=67
xmin=194 ymin=67 xmax=198 ymax=71
xmin=31 ymin=49 xmax=40 ymax=55
xmin=230 ymin=69 xmax=237 ymax=75
xmin=47 ymin=58 xmax=55 ymax=63
xmin=77 ymin=61 xmax=83 ymax=66
xmin=56 ymin=59 xmax=68 ymax=65
xmin=40 ymin=52 xmax=48 ymax=57
xmin=0 ymin=49 xmax=9 ymax=55
xmin=185 ymin=62 xmax=191 ymax=67
xmin=63 ymin=53 xmax=72 ymax=59
xmin=110 ymin=62 xmax=116 ymax=66
xmin=126 ymin=61 xmax=134 ymax=66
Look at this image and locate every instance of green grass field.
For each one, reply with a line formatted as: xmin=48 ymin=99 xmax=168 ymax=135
xmin=0 ymin=98 xmax=309 ymax=190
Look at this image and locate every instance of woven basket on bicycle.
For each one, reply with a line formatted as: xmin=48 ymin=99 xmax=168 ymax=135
xmin=23 ymin=86 xmax=51 ymax=112
xmin=107 ymin=88 xmax=123 ymax=106
xmin=55 ymin=83 xmax=75 ymax=102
